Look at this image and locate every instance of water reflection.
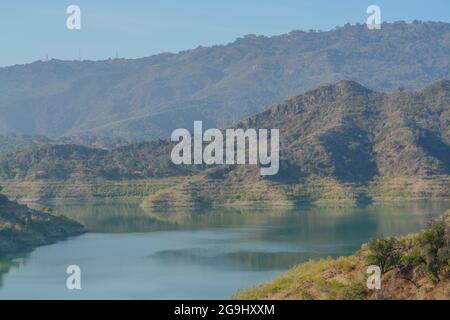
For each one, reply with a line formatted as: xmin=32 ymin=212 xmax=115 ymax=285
xmin=46 ymin=200 xmax=450 ymax=272
xmin=50 ymin=200 xmax=448 ymax=237
xmin=0 ymin=253 xmax=30 ymax=287
xmin=0 ymin=200 xmax=448 ymax=298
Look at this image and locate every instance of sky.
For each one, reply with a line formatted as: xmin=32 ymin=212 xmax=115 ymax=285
xmin=0 ymin=0 xmax=449 ymax=67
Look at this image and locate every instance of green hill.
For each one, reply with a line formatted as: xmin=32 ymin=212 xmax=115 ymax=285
xmin=0 ymin=80 xmax=449 ymax=206
xmin=141 ymin=80 xmax=450 ymax=206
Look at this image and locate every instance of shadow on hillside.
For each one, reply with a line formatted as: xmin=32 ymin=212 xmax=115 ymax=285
xmin=418 ymin=129 xmax=450 ymax=173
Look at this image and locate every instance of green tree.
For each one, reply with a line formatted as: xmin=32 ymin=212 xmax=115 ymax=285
xmin=367 ymin=237 xmax=402 ymax=274
xmin=417 ymin=220 xmax=448 ymax=282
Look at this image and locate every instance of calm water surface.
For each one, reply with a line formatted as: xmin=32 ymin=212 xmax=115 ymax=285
xmin=0 ymin=201 xmax=448 ymax=299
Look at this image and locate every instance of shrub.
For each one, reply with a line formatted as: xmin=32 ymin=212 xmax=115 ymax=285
xmin=416 ymin=220 xmax=449 ymax=282
xmin=367 ymin=237 xmax=402 ymax=274
xmin=339 ymin=281 xmax=368 ymax=300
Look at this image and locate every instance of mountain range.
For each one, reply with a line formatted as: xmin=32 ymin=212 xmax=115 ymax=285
xmin=1 ymin=21 xmax=450 ymax=144
xmin=0 ymin=80 xmax=448 ymax=205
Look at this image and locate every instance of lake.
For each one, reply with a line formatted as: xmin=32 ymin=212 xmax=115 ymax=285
xmin=0 ymin=201 xmax=448 ymax=299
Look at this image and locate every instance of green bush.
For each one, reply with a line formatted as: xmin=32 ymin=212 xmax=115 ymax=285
xmin=367 ymin=237 xmax=401 ymax=274
xmin=339 ymin=281 xmax=368 ymax=300
xmin=416 ymin=220 xmax=448 ymax=282
xmin=397 ymin=217 xmax=448 ymax=283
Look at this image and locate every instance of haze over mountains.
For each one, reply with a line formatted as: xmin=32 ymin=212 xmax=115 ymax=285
xmin=1 ymin=21 xmax=450 ymax=144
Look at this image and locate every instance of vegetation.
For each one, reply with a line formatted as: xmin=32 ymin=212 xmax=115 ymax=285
xmin=234 ymin=211 xmax=450 ymax=300
xmin=0 ymin=80 xmax=448 ymax=206
xmin=367 ymin=237 xmax=402 ymax=274
xmin=1 ymin=22 xmax=450 ymax=143
xmin=0 ymin=186 xmax=85 ymax=256
xmin=0 ymin=134 xmax=51 ymax=156
xmin=368 ymin=217 xmax=449 ymax=284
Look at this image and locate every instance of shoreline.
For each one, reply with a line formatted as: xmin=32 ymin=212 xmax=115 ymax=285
xmin=0 ymin=194 xmax=86 ymax=258
xmin=1 ymin=175 xmax=448 ymax=209
xmin=234 ymin=210 xmax=450 ymax=300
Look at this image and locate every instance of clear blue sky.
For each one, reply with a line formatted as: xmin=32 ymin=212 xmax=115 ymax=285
xmin=0 ymin=0 xmax=449 ymax=67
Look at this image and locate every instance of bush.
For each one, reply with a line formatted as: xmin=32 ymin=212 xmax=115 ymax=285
xmin=367 ymin=237 xmax=402 ymax=274
xmin=339 ymin=281 xmax=368 ymax=300
xmin=399 ymin=217 xmax=449 ymax=283
xmin=416 ymin=220 xmax=449 ymax=282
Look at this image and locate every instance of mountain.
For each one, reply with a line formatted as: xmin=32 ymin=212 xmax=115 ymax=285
xmin=234 ymin=210 xmax=450 ymax=300
xmin=0 ymin=133 xmax=51 ymax=155
xmin=0 ymin=80 xmax=448 ymax=205
xmin=141 ymin=79 xmax=450 ymax=206
xmin=0 ymin=188 xmax=85 ymax=256
xmin=1 ymin=22 xmax=450 ymax=143
xmin=0 ymin=141 xmax=192 ymax=181
xmin=238 ymin=79 xmax=450 ymax=181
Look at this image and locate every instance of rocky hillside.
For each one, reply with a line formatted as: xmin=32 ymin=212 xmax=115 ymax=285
xmin=234 ymin=211 xmax=450 ymax=300
xmin=0 ymin=80 xmax=448 ymax=205
xmin=1 ymin=22 xmax=450 ymax=143
xmin=142 ymin=80 xmax=450 ymax=207
xmin=243 ymin=79 xmax=449 ymax=180
xmin=0 ymin=188 xmax=85 ymax=256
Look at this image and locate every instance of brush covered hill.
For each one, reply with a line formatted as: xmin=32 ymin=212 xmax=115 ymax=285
xmin=0 ymin=80 xmax=449 ymax=205
xmin=0 ymin=187 xmax=85 ymax=256
xmin=144 ymin=79 xmax=450 ymax=206
xmin=0 ymin=133 xmax=51 ymax=155
xmin=1 ymin=22 xmax=450 ymax=143
xmin=0 ymin=141 xmax=189 ymax=181
xmin=0 ymin=133 xmax=135 ymax=156
xmin=234 ymin=211 xmax=450 ymax=300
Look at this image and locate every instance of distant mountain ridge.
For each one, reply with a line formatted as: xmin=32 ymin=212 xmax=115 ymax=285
xmin=0 ymin=80 xmax=448 ymax=205
xmin=0 ymin=133 xmax=51 ymax=155
xmin=1 ymin=21 xmax=450 ymax=143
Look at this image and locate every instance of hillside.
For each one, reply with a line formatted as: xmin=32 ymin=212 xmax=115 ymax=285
xmin=142 ymin=80 xmax=450 ymax=206
xmin=234 ymin=211 xmax=450 ymax=300
xmin=0 ymin=187 xmax=85 ymax=256
xmin=0 ymin=80 xmax=449 ymax=205
xmin=0 ymin=133 xmax=51 ymax=155
xmin=0 ymin=141 xmax=195 ymax=181
xmin=1 ymin=22 xmax=450 ymax=143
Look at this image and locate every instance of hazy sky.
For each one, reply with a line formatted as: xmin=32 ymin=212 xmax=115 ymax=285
xmin=0 ymin=0 xmax=449 ymax=67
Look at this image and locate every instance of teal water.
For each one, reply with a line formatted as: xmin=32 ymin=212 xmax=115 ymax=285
xmin=0 ymin=201 xmax=448 ymax=299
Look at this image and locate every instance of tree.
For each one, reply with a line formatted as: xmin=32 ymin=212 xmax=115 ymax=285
xmin=401 ymin=216 xmax=449 ymax=283
xmin=417 ymin=220 xmax=448 ymax=282
xmin=367 ymin=237 xmax=402 ymax=274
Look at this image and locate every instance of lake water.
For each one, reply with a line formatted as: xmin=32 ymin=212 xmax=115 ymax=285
xmin=0 ymin=201 xmax=448 ymax=299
